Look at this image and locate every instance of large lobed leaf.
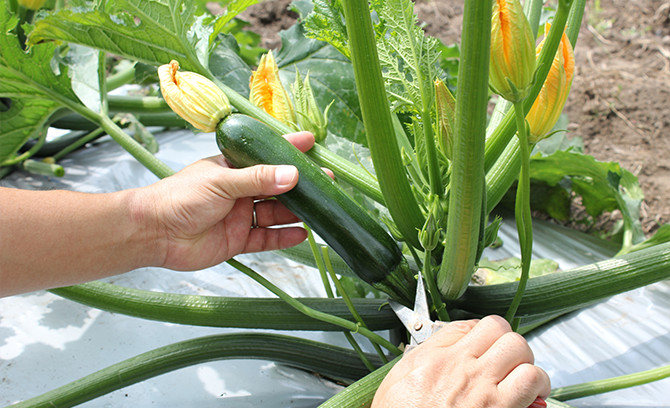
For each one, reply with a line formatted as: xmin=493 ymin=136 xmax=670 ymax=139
xmin=0 ymin=0 xmax=77 ymax=163
xmin=531 ymin=150 xmax=645 ymax=246
xmin=28 ymin=0 xmax=210 ymax=71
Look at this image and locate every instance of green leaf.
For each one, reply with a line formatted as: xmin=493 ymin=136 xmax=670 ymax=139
xmin=620 ymin=224 xmax=670 ymax=255
xmin=0 ymin=98 xmax=59 ymax=165
xmin=65 ymin=44 xmax=101 ymax=112
xmin=375 ymin=0 xmax=442 ymax=113
xmin=0 ymin=0 xmax=77 ymax=163
xmin=274 ymin=23 xmax=366 ymax=146
xmin=208 ymin=33 xmax=253 ymax=97
xmin=476 ymin=257 xmax=560 ymax=285
xmin=208 ymin=0 xmax=258 ymax=47
xmin=300 ymin=0 xmax=349 ymax=59
xmin=530 ymin=150 xmax=645 ymax=245
xmin=28 ymin=0 xmax=210 ymax=71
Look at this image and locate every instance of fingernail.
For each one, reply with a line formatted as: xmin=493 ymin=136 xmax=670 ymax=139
xmin=528 ymin=397 xmax=547 ymax=408
xmin=275 ymin=165 xmax=297 ymax=188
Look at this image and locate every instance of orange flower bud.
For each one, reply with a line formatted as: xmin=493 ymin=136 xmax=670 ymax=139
xmin=249 ymin=51 xmax=295 ymax=126
xmin=526 ymin=24 xmax=575 ymax=143
xmin=489 ymin=0 xmax=536 ymax=102
xmin=18 ymin=0 xmax=46 ymax=10
xmin=157 ymin=60 xmax=231 ymax=132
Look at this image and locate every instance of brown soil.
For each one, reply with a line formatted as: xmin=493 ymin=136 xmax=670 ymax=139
xmin=240 ymin=0 xmax=670 ymax=236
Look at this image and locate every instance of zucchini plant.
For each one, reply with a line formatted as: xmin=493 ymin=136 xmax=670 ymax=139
xmin=2 ymin=0 xmax=670 ymax=406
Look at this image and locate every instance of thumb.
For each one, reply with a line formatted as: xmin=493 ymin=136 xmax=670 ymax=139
xmin=219 ymin=164 xmax=299 ymax=199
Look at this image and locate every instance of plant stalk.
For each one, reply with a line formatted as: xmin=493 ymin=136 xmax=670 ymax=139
xmin=341 ymin=0 xmax=425 ymax=248
xmin=7 ymin=334 xmax=383 ymax=408
xmin=50 ymin=281 xmax=400 ymax=331
xmin=454 ymin=242 xmax=670 ymax=318
xmin=550 ymin=364 xmax=670 ymax=401
xmin=505 ymin=101 xmax=533 ymax=327
xmin=437 ymin=0 xmax=491 ymax=299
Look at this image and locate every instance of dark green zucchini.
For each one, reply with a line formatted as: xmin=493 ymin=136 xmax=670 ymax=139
xmin=216 ymin=113 xmax=414 ymax=303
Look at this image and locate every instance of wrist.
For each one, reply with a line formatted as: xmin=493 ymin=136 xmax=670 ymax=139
xmin=121 ymin=187 xmax=168 ymax=269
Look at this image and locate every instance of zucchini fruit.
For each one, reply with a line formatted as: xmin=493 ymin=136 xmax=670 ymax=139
xmin=216 ymin=114 xmax=415 ymax=302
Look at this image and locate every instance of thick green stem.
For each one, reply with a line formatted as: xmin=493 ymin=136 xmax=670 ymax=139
xmin=228 ymin=258 xmax=402 ymax=356
xmin=550 ymin=364 xmax=670 ymax=401
xmin=108 ymin=95 xmax=170 ymax=113
xmin=505 ymin=101 xmax=533 ymax=326
xmin=7 ymin=334 xmax=382 ymax=408
xmin=454 ymin=242 xmax=670 ymax=318
xmin=106 ymin=65 xmax=136 ymax=91
xmin=97 ymin=114 xmax=174 ymax=179
xmin=50 ymin=282 xmax=400 ymax=331
xmin=340 ymin=0 xmax=425 ymax=249
xmin=318 ymin=356 xmax=401 ymax=408
xmin=437 ymin=0 xmax=490 ymax=299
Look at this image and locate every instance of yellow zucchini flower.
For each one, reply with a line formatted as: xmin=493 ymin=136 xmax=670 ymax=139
xmin=157 ymin=60 xmax=231 ymax=132
xmin=249 ymin=51 xmax=295 ymax=126
xmin=489 ymin=0 xmax=536 ymax=102
xmin=526 ymin=24 xmax=575 ymax=143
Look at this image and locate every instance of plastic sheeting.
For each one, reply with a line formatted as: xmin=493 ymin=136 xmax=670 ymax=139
xmin=1 ymin=129 xmax=669 ymax=407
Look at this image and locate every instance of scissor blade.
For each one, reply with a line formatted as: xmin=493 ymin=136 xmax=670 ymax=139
xmin=413 ymin=271 xmax=430 ymax=321
xmin=389 ymin=272 xmax=435 ymax=346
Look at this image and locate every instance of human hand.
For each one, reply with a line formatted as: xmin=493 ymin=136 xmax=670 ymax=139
xmin=372 ymin=315 xmax=550 ymax=408
xmin=138 ymin=131 xmax=315 ymax=271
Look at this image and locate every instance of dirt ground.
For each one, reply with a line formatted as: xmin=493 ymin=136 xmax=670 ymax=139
xmin=240 ymin=0 xmax=670 ymax=236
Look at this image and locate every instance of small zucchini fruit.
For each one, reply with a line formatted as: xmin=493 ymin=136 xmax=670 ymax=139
xmin=216 ymin=114 xmax=414 ymax=302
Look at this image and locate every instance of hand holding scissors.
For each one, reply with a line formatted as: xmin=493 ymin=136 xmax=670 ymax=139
xmin=371 ymin=273 xmax=550 ymax=408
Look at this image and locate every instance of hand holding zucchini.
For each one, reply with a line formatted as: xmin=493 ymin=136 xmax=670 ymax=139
xmin=159 ymin=61 xmax=415 ymax=303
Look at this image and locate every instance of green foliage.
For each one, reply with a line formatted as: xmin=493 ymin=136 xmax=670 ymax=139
xmin=0 ymin=0 xmax=75 ymax=163
xmin=208 ymin=0 xmax=259 ymax=47
xmin=476 ymin=257 xmax=560 ymax=285
xmin=530 ymin=149 xmax=645 ymax=247
xmin=375 ymin=0 xmax=442 ymax=114
xmin=274 ymin=22 xmax=366 ymax=146
xmin=29 ymin=0 xmax=210 ymax=71
xmin=299 ymin=0 xmax=349 ymax=59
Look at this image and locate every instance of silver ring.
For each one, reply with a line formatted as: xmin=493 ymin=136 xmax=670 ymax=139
xmin=251 ymin=204 xmax=258 ymax=228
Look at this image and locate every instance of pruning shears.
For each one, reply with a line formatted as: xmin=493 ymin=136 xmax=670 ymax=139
xmin=388 ymin=273 xmax=547 ymax=408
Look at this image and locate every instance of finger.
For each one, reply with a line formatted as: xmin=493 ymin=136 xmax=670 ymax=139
xmin=455 ymin=315 xmax=512 ymax=358
xmin=283 ymin=131 xmax=315 ymax=153
xmin=322 ymin=167 xmax=335 ymax=179
xmin=422 ymin=319 xmax=479 ymax=349
xmin=243 ymin=226 xmax=308 ymax=253
xmin=218 ymin=165 xmax=299 ymax=199
xmin=478 ymin=331 xmax=535 ymax=381
xmin=253 ymin=199 xmax=302 ymax=227
xmin=497 ymin=363 xmax=551 ymax=407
